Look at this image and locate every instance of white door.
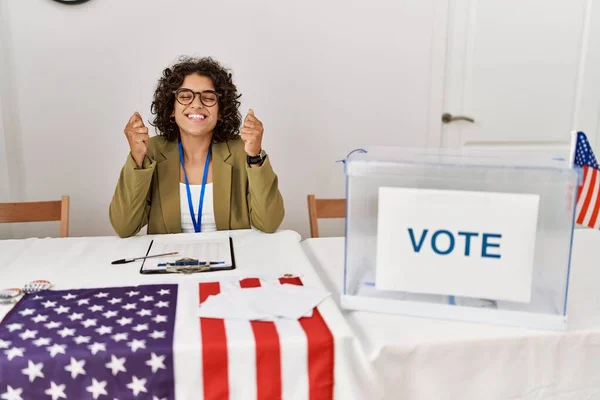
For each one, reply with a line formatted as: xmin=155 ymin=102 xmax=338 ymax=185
xmin=437 ymin=0 xmax=600 ymax=155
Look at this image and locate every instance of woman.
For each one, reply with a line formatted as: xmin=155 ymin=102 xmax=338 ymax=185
xmin=109 ymin=56 xmax=285 ymax=238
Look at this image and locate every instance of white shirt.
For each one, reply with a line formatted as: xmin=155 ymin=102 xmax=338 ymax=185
xmin=179 ymin=182 xmax=217 ymax=233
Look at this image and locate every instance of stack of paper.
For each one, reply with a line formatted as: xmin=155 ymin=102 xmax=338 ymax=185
xmin=198 ymin=284 xmax=331 ymax=321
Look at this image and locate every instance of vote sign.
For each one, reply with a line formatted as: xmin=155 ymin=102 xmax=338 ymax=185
xmin=375 ymin=187 xmax=540 ymax=303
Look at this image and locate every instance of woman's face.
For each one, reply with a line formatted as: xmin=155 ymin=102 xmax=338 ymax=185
xmin=172 ymin=73 xmax=220 ymax=139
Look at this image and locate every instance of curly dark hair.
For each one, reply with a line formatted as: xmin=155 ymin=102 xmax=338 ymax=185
xmin=150 ymin=56 xmax=242 ymax=143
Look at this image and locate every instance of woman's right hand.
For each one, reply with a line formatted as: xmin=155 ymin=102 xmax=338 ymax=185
xmin=124 ymin=112 xmax=149 ymax=168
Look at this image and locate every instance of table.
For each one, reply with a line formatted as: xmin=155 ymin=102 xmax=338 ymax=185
xmin=301 ymin=229 xmax=600 ymax=400
xmin=0 ymin=229 xmax=382 ymax=400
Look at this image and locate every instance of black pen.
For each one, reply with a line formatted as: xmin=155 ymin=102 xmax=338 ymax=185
xmin=111 ymin=251 xmax=179 ymax=265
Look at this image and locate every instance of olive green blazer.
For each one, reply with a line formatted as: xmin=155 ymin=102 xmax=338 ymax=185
xmin=109 ymin=136 xmax=284 ymax=238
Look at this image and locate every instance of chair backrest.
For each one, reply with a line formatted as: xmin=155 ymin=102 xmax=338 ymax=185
xmin=307 ymin=194 xmax=346 ymax=238
xmin=0 ymin=195 xmax=70 ymax=237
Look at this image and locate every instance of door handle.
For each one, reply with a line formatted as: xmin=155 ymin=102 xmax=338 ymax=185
xmin=442 ymin=113 xmax=475 ymax=124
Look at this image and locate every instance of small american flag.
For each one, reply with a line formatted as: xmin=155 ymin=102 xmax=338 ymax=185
xmin=0 ymin=284 xmax=177 ymax=400
xmin=573 ymin=131 xmax=600 ymax=229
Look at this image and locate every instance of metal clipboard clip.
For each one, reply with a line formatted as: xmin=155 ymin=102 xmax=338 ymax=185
xmin=166 ymin=265 xmax=211 ymax=274
xmin=161 ymin=257 xmax=226 ymax=274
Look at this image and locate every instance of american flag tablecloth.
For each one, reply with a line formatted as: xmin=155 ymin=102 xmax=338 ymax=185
xmin=0 ymin=284 xmax=178 ymax=399
xmin=0 ymin=278 xmax=337 ymax=400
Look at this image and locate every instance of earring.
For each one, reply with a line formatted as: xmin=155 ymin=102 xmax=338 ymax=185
xmin=169 ymin=116 xmax=176 ymax=123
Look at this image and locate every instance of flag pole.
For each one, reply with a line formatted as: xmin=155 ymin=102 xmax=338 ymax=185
xmin=568 ymin=130 xmax=578 ymax=169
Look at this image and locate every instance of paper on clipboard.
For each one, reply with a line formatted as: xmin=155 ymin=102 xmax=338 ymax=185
xmin=141 ymin=236 xmax=234 ymax=273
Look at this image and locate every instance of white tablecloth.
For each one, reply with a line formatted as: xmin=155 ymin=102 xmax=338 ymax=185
xmin=301 ymin=229 xmax=600 ymax=400
xmin=0 ymin=229 xmax=381 ymax=400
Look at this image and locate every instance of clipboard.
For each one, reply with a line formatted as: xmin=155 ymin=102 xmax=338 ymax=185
xmin=140 ymin=236 xmax=236 ymax=275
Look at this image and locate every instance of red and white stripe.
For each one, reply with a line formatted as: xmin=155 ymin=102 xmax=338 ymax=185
xmin=576 ymin=165 xmax=600 ymax=229
xmin=198 ymin=277 xmax=335 ymax=400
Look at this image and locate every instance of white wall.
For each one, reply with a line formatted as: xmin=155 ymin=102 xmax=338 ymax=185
xmin=0 ymin=95 xmax=9 ymax=207
xmin=0 ymin=1 xmax=20 ymax=238
xmin=0 ymin=77 xmax=8 ymax=206
xmin=0 ymin=0 xmax=439 ymax=239
xmin=0 ymin=3 xmax=7 ymax=205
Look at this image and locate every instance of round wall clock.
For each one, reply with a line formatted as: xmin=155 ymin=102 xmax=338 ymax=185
xmin=51 ymin=0 xmax=92 ymax=4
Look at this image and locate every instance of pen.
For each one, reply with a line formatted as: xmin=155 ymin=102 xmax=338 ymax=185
xmin=111 ymin=252 xmax=179 ymax=265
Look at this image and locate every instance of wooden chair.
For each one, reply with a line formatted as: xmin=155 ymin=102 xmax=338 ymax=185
xmin=307 ymin=194 xmax=346 ymax=238
xmin=0 ymin=195 xmax=70 ymax=237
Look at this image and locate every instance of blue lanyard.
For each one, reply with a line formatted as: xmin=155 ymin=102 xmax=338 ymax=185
xmin=178 ymin=140 xmax=211 ymax=233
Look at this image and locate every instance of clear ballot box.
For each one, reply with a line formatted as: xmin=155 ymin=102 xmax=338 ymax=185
xmin=342 ymin=146 xmax=578 ymax=330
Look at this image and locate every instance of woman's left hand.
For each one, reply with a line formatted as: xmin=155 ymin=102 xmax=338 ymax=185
xmin=241 ymin=109 xmax=263 ymax=156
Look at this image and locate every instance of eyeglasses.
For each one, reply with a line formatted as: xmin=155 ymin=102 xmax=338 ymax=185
xmin=173 ymin=88 xmax=219 ymax=107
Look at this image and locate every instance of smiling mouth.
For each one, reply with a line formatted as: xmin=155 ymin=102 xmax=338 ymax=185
xmin=187 ymin=114 xmax=206 ymax=121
